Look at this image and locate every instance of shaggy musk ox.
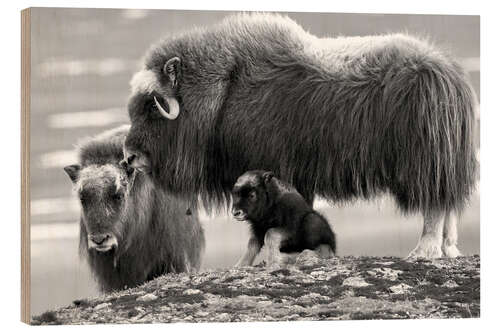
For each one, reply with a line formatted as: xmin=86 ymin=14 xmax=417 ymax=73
xmin=123 ymin=13 xmax=478 ymax=258
xmin=231 ymin=170 xmax=336 ymax=267
xmin=64 ymin=125 xmax=204 ymax=292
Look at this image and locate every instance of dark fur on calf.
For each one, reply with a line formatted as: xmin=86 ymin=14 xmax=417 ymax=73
xmin=64 ymin=125 xmax=205 ymax=292
xmin=232 ymin=170 xmax=336 ymax=265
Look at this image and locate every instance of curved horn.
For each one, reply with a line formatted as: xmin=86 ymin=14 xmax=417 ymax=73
xmin=154 ymin=96 xmax=179 ymax=120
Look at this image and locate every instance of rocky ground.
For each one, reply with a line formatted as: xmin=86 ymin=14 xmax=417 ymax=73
xmin=32 ymin=252 xmax=480 ymax=325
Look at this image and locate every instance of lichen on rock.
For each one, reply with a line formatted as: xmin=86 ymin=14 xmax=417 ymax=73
xmin=31 ymin=255 xmax=480 ymax=325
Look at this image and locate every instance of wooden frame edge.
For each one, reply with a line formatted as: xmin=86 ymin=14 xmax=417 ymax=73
xmin=21 ymin=7 xmax=31 ymax=325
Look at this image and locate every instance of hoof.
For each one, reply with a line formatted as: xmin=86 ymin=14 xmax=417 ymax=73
xmin=234 ymin=261 xmax=251 ymax=268
xmin=315 ymin=244 xmax=335 ymax=259
xmin=266 ymin=263 xmax=284 ymax=270
xmin=407 ymin=240 xmax=443 ymax=259
xmin=442 ymin=244 xmax=462 ymax=258
xmin=265 ymin=256 xmax=288 ymax=269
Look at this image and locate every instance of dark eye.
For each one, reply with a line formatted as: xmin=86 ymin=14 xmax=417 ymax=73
xmin=112 ymin=192 xmax=124 ymax=202
xmin=249 ymin=191 xmax=257 ymax=200
xmin=145 ymin=99 xmax=161 ymax=118
xmin=146 ymin=99 xmax=156 ymax=110
xmin=144 ymin=98 xmax=159 ymax=116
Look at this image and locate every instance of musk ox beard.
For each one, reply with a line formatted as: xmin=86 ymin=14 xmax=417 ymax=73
xmin=123 ymin=13 xmax=478 ymax=258
xmin=64 ymin=125 xmax=205 ymax=292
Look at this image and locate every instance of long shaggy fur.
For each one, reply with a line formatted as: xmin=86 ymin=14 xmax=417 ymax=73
xmin=77 ymin=126 xmax=205 ymax=292
xmin=127 ymin=13 xmax=478 ymax=214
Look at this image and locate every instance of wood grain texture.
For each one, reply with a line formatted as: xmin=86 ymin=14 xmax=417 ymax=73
xmin=21 ymin=7 xmax=31 ymax=325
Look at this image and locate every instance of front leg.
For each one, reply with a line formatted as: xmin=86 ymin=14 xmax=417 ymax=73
xmin=263 ymin=228 xmax=290 ymax=269
xmin=235 ymin=236 xmax=262 ymax=267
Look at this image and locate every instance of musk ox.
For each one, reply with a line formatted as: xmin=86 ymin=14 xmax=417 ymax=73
xmin=231 ymin=170 xmax=336 ymax=267
xmin=64 ymin=125 xmax=204 ymax=292
xmin=123 ymin=13 xmax=478 ymax=258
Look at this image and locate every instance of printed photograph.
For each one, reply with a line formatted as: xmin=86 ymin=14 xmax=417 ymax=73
xmin=24 ymin=8 xmax=479 ymax=324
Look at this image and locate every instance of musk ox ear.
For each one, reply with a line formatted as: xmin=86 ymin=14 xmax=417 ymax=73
xmin=262 ymin=171 xmax=275 ymax=185
xmin=163 ymin=57 xmax=181 ymax=89
xmin=64 ymin=164 xmax=81 ymax=183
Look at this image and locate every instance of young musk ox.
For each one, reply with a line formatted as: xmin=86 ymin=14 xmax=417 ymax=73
xmin=231 ymin=170 xmax=336 ymax=267
xmin=64 ymin=125 xmax=204 ymax=292
xmin=123 ymin=13 xmax=478 ymax=259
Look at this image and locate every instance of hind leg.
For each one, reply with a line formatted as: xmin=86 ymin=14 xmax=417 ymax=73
xmin=315 ymin=244 xmax=335 ymax=259
xmin=442 ymin=211 xmax=462 ymax=257
xmin=408 ymin=210 xmax=444 ymax=259
xmin=301 ymin=213 xmax=336 ymax=256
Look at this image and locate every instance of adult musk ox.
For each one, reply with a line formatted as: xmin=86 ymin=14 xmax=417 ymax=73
xmin=123 ymin=13 xmax=478 ymax=259
xmin=64 ymin=125 xmax=204 ymax=292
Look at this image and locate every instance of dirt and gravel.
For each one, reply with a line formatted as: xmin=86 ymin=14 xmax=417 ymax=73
xmin=32 ymin=252 xmax=480 ymax=325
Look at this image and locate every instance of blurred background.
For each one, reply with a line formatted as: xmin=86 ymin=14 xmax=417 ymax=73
xmin=29 ymin=8 xmax=480 ymax=316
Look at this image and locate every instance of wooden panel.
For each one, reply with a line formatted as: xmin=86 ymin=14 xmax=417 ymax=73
xmin=21 ymin=7 xmax=31 ymax=325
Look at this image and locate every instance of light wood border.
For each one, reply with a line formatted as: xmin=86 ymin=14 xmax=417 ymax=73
xmin=21 ymin=7 xmax=31 ymax=325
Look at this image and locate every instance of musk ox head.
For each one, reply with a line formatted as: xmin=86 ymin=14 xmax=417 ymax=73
xmin=123 ymin=56 xmax=182 ymax=175
xmin=64 ymin=161 xmax=135 ymax=254
xmin=231 ymin=170 xmax=275 ymax=222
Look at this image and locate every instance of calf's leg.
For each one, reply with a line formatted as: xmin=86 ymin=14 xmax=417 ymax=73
xmin=235 ymin=236 xmax=262 ymax=267
xmin=264 ymin=228 xmax=289 ymax=268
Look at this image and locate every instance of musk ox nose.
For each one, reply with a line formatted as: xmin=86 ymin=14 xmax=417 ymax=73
xmin=90 ymin=234 xmax=111 ymax=245
xmin=125 ymin=154 xmax=136 ymax=165
xmin=119 ymin=159 xmax=128 ymax=169
xmin=232 ymin=208 xmax=244 ymax=218
xmin=121 ymin=148 xmax=136 ymax=166
xmin=122 ymin=148 xmax=151 ymax=173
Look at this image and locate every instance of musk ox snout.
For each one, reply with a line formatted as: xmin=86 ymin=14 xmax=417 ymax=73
xmin=122 ymin=146 xmax=151 ymax=174
xmin=88 ymin=233 xmax=118 ymax=252
xmin=231 ymin=207 xmax=246 ymax=221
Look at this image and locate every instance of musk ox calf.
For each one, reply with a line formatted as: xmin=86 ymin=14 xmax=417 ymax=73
xmin=231 ymin=170 xmax=336 ymax=268
xmin=64 ymin=125 xmax=204 ymax=292
xmin=123 ymin=13 xmax=478 ymax=258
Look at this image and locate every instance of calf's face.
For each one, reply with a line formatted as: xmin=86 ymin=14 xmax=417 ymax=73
xmin=231 ymin=171 xmax=274 ymax=222
xmin=64 ymin=164 xmax=133 ymax=253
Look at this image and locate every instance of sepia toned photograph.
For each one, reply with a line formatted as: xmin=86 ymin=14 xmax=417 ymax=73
xmin=21 ymin=7 xmax=479 ymax=325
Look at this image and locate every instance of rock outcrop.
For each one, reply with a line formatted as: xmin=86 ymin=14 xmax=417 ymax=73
xmin=32 ymin=253 xmax=480 ymax=325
